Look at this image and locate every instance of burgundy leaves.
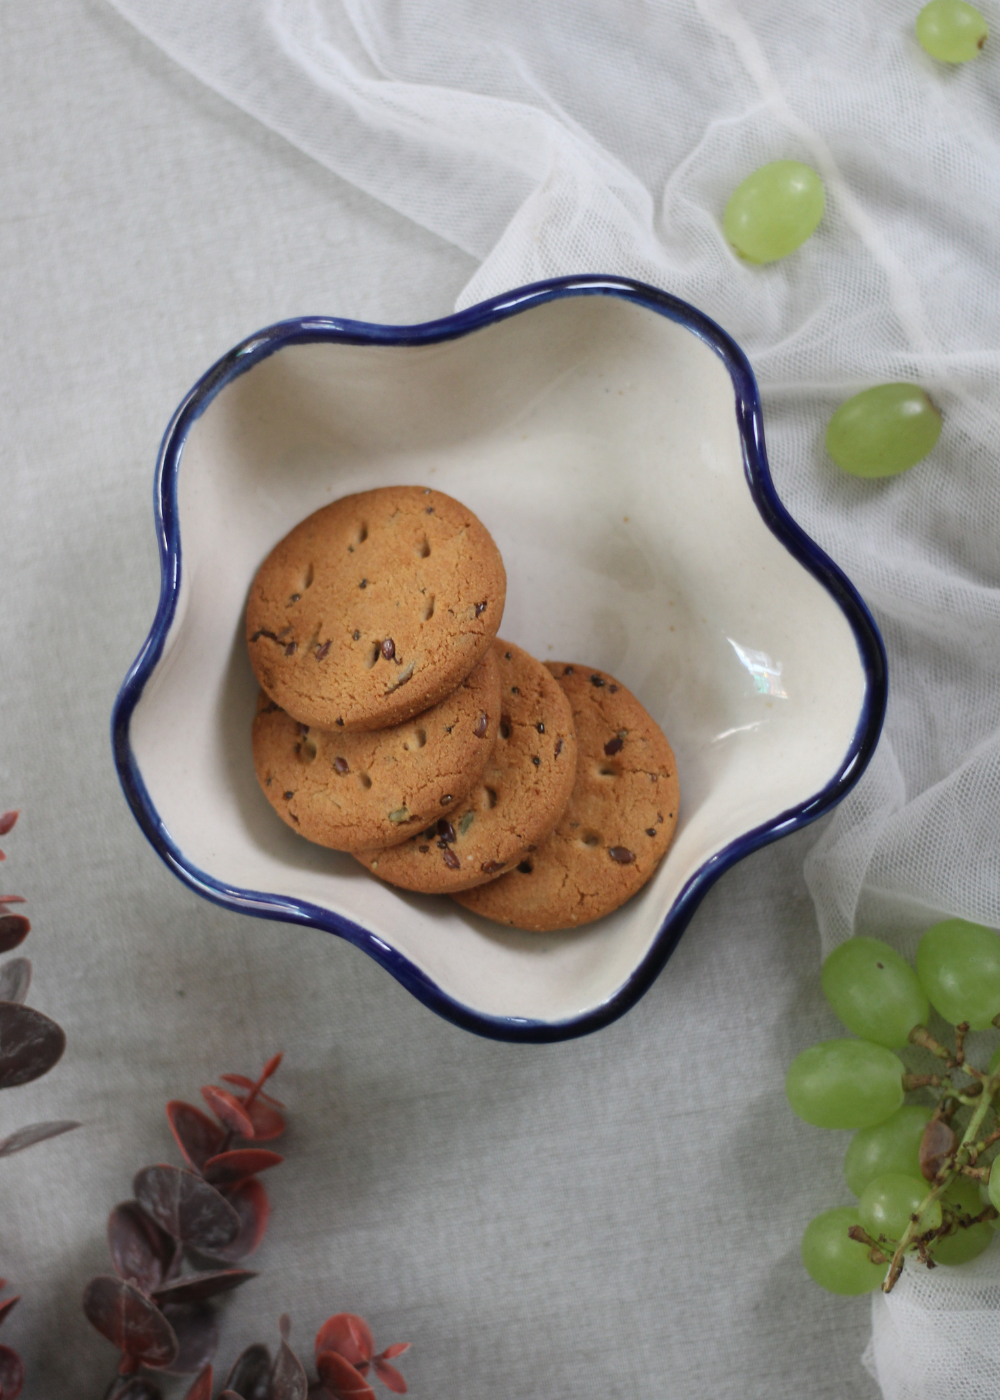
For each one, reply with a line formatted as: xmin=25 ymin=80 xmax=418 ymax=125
xmin=83 ymin=1277 xmax=180 ymax=1370
xmin=314 ymin=1314 xmax=410 ymax=1398
xmin=134 ymin=1166 xmax=242 ymax=1253
xmin=207 ymin=1313 xmax=408 ymax=1400
xmin=84 ymin=1056 xmax=285 ymax=1390
xmin=0 ymin=1002 xmax=66 ymax=1088
xmin=0 ymin=805 xmax=78 ymax=1399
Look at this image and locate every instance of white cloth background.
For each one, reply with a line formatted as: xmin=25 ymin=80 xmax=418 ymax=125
xmin=1 ymin=0 xmax=997 ymax=1395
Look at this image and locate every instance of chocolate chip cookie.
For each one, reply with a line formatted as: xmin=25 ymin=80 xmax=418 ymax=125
xmin=246 ymin=486 xmax=506 ymax=731
xmin=353 ymin=641 xmax=577 ymax=893
xmin=251 ymin=648 xmax=501 ymax=852
xmin=452 ymin=664 xmax=678 ymax=930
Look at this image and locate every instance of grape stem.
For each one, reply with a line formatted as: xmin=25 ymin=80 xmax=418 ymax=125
xmin=847 ymin=1224 xmax=889 ymax=1265
xmin=957 ymin=1164 xmax=989 ymax=1182
xmin=883 ymin=1066 xmax=1000 ymax=1292
xmin=907 ymin=1021 xmax=978 ymax=1077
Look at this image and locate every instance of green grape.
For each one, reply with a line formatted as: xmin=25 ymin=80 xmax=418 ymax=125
xmin=825 ymin=384 xmax=942 ymax=478
xmin=931 ymin=1176 xmax=994 ymax=1265
xmin=916 ymin=918 xmax=1000 ymax=1030
xmin=844 ymin=1105 xmax=933 ymax=1197
xmin=822 ymin=937 xmax=929 ymax=1047
xmin=859 ymin=1172 xmax=942 ymax=1244
xmin=801 ymin=1206 xmax=887 ymax=1294
xmin=786 ymin=1039 xmax=904 ymax=1130
xmin=917 ymin=0 xmax=988 ymax=61
xmin=723 ymin=160 xmax=825 ymax=264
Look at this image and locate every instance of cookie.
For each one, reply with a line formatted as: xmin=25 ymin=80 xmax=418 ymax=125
xmin=453 ymin=664 xmax=679 ymax=930
xmin=251 ymin=648 xmax=501 ymax=852
xmin=246 ymin=486 xmax=506 ymax=731
xmin=353 ymin=641 xmax=577 ymax=893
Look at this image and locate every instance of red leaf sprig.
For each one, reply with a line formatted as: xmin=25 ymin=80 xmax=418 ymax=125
xmin=0 ymin=803 xmax=79 ymax=1399
xmin=185 ymin=1311 xmax=409 ymax=1400
xmin=84 ymin=1055 xmax=286 ymax=1397
xmin=315 ymin=1314 xmax=410 ymax=1398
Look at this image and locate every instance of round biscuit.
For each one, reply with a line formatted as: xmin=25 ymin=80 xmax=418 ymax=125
xmin=354 ymin=641 xmax=577 ymax=893
xmin=452 ymin=663 xmax=679 ymax=930
xmin=251 ymin=649 xmax=501 ymax=852
xmin=246 ymin=485 xmax=505 ymax=730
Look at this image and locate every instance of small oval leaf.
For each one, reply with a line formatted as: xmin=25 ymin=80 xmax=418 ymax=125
xmin=158 ymin=1303 xmax=219 ymax=1376
xmin=204 ymin=1177 xmax=270 ymax=1262
xmin=223 ymin=1342 xmax=272 ymax=1400
xmin=0 ymin=813 xmax=19 ymax=838
xmin=134 ymin=1165 xmax=240 ymax=1250
xmin=0 ymin=959 xmax=30 ymax=1005
xmin=316 ymin=1351 xmax=376 ymax=1400
xmin=201 ymin=1086 xmax=254 ymax=1138
xmin=82 ymin=1276 xmax=178 ymax=1365
xmin=152 ymin=1268 xmax=256 ymax=1306
xmin=0 ymin=1119 xmax=79 ymax=1159
xmin=220 ymin=1074 xmax=285 ymax=1108
xmin=0 ymin=1003 xmax=65 ymax=1088
xmin=108 ymin=1201 xmax=176 ymax=1293
xmin=241 ymin=1097 xmax=285 ymax=1141
xmin=315 ymin=1315 xmax=374 ymax=1366
xmin=372 ymin=1358 xmax=407 ymax=1394
xmin=270 ymin=1336 xmax=309 ymax=1400
xmin=0 ymin=1344 xmax=25 ymax=1400
xmin=0 ymin=918 xmax=29 ymax=955
xmin=203 ymin=1149 xmax=283 ymax=1188
xmin=166 ymin=1102 xmax=226 ymax=1175
xmin=0 ymin=1295 xmax=20 ymax=1327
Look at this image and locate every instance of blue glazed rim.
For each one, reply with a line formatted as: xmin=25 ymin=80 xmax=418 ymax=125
xmin=111 ymin=274 xmax=887 ymax=1045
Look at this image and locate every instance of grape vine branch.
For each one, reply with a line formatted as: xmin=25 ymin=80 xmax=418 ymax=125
xmin=880 ymin=1020 xmax=1000 ymax=1291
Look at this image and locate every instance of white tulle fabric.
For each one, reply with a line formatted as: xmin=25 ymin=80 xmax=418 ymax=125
xmin=101 ymin=0 xmax=1000 ymax=1392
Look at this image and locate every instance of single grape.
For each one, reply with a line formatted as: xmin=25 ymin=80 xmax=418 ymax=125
xmin=825 ymin=384 xmax=942 ymax=478
xmin=859 ymin=1172 xmax=942 ymax=1244
xmin=801 ymin=1206 xmax=887 ymax=1294
xmin=917 ymin=0 xmax=988 ymax=61
xmin=916 ymin=918 xmax=1000 ymax=1030
xmin=786 ymin=1039 xmax=904 ymax=1130
xmin=844 ymin=1105 xmax=933 ymax=1197
xmin=822 ymin=937 xmax=929 ymax=1047
xmin=723 ymin=161 xmax=825 ymax=264
xmin=931 ymin=1176 xmax=994 ymax=1265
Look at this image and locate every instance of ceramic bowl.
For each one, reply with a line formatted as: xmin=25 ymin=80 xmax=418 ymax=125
xmin=112 ymin=275 xmax=885 ymax=1042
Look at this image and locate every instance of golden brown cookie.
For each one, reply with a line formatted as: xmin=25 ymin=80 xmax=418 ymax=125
xmin=452 ymin=664 xmax=679 ymax=930
xmin=246 ymin=486 xmax=506 ymax=731
xmin=353 ymin=641 xmax=577 ymax=893
xmin=251 ymin=649 xmax=501 ymax=852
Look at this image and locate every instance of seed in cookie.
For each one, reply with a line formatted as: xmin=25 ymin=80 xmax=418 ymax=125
xmin=353 ymin=640 xmax=577 ymax=893
xmin=246 ymin=486 xmax=506 ymax=730
xmin=251 ymin=648 xmax=501 ymax=852
xmin=452 ymin=664 xmax=679 ymax=930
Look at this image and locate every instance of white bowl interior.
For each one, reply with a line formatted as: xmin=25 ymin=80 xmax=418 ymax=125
xmin=129 ymin=294 xmax=865 ymax=1025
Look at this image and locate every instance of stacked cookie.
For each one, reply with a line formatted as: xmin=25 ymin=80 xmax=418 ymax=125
xmin=247 ymin=486 xmax=679 ymax=931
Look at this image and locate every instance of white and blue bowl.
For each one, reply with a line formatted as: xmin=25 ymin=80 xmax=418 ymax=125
xmin=112 ymin=275 xmax=885 ymax=1042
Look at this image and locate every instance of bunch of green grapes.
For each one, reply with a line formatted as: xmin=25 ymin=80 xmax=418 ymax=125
xmin=788 ymin=918 xmax=1000 ymax=1294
